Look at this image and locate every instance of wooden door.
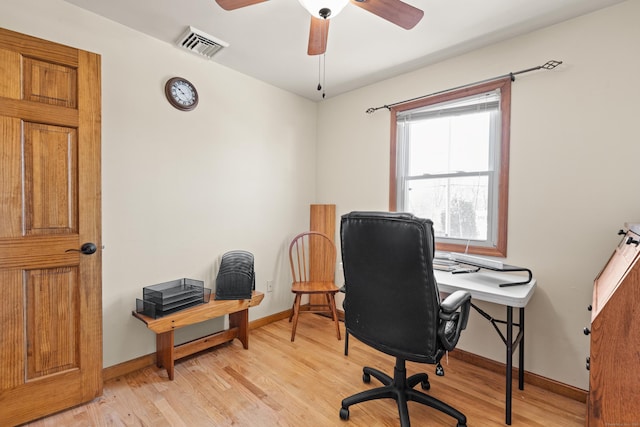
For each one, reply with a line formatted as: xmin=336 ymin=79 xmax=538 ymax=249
xmin=0 ymin=28 xmax=102 ymax=426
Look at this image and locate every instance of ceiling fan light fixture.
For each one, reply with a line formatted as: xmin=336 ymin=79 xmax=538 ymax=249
xmin=298 ymin=0 xmax=349 ymax=19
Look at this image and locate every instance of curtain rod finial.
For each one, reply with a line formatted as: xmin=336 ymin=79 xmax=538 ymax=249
xmin=543 ymin=60 xmax=562 ymax=70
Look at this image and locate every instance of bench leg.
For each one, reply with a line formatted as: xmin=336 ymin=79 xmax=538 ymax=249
xmin=229 ymin=309 xmax=249 ymax=349
xmin=157 ymin=330 xmax=175 ymax=380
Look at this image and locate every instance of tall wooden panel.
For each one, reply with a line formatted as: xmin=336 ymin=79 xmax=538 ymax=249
xmin=586 ymin=225 xmax=640 ymax=426
xmin=309 ymin=204 xmax=336 ymax=306
xmin=310 ymin=204 xmax=336 ymax=242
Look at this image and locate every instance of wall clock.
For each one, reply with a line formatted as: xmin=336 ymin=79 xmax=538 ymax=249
xmin=164 ymin=77 xmax=199 ymax=111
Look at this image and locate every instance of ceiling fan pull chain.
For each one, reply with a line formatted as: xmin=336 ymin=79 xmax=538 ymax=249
xmin=322 ymin=52 xmax=326 ymax=98
xmin=316 ymin=48 xmax=326 ymax=98
xmin=322 ymin=52 xmax=327 ymax=99
xmin=317 ymin=54 xmax=322 ymax=92
xmin=322 ymin=17 xmax=327 ymax=99
xmin=313 ymin=13 xmax=329 ymax=99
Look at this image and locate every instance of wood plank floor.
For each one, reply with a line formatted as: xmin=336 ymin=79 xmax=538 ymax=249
xmin=24 ymin=315 xmax=585 ymax=426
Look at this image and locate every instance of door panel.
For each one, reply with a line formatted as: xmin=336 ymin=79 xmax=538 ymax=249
xmin=0 ymin=28 xmax=102 ymax=426
xmin=26 ymin=267 xmax=80 ymax=379
xmin=0 ymin=48 xmax=21 ymax=98
xmin=22 ymin=57 xmax=78 ymax=108
xmin=23 ymin=122 xmax=78 ymax=235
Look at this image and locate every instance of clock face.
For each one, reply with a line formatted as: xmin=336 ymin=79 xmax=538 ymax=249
xmin=165 ymin=77 xmax=198 ymax=111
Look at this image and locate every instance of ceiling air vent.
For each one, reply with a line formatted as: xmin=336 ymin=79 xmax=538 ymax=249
xmin=176 ymin=26 xmax=229 ymax=59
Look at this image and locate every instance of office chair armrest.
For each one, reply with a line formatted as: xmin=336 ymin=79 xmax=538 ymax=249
xmin=440 ymin=291 xmax=471 ymax=316
xmin=438 ymin=290 xmax=472 ymax=351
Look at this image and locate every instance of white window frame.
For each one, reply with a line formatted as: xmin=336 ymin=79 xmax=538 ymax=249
xmin=389 ymin=77 xmax=511 ymax=257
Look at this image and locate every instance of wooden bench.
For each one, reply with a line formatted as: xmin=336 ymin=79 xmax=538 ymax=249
xmin=132 ymin=291 xmax=264 ymax=380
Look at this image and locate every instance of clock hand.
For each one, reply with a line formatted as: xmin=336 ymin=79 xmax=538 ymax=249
xmin=173 ymin=87 xmax=190 ymax=103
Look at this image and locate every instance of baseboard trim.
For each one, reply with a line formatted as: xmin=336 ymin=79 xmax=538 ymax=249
xmin=249 ymin=309 xmax=291 ymax=330
xmin=103 ymin=353 xmax=156 ymax=382
xmin=449 ymin=349 xmax=588 ymax=403
xmin=103 ymin=309 xmax=293 ymax=382
xmin=104 ymin=310 xmax=587 ymax=405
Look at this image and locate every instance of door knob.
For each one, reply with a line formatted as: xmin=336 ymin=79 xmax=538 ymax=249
xmin=66 ymin=242 xmax=97 ymax=255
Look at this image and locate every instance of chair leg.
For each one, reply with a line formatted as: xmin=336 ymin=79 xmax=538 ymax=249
xmin=406 ymin=388 xmax=466 ymax=425
xmin=290 ymin=294 xmax=301 ymax=342
xmin=341 ymin=386 xmax=397 ymax=412
xmin=407 ymin=372 xmax=430 ymax=390
xmin=344 ymin=331 xmax=349 ymax=356
xmin=364 ymin=366 xmax=392 ymax=386
xmin=396 ymin=392 xmax=411 ymax=427
xmin=288 ymin=301 xmax=294 ymax=322
xmin=327 ymin=293 xmax=341 ymax=340
xmin=340 ymin=358 xmax=466 ymax=427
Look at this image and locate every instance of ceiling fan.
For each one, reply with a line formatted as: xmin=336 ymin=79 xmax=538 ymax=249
xmin=214 ymin=0 xmax=424 ymax=56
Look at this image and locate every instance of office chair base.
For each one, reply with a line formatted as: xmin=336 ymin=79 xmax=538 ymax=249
xmin=340 ymin=358 xmax=466 ymax=427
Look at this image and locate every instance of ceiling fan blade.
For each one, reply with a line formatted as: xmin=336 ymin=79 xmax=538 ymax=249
xmin=215 ymin=0 xmax=268 ymax=11
xmin=351 ymin=0 xmax=424 ymax=29
xmin=308 ymin=17 xmax=329 ymax=56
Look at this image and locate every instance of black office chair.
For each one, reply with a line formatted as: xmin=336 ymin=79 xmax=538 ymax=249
xmin=339 ymin=211 xmax=471 ymax=427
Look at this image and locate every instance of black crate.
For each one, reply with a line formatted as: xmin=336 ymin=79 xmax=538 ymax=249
xmin=136 ymin=278 xmax=211 ymax=318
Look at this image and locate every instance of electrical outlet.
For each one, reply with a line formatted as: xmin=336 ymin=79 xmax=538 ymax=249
xmin=267 ymin=280 xmax=273 ymax=292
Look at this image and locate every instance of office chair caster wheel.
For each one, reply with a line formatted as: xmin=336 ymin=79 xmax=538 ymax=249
xmin=420 ymin=379 xmax=430 ymax=390
xmin=339 ymin=407 xmax=350 ymax=420
xmin=362 ymin=372 xmax=371 ymax=383
xmin=456 ymin=423 xmax=466 ymax=427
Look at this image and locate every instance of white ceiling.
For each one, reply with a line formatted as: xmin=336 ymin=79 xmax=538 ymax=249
xmin=63 ymin=0 xmax=623 ymax=100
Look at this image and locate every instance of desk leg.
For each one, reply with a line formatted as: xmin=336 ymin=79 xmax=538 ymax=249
xmin=519 ymin=307 xmax=525 ymax=390
xmin=229 ymin=309 xmax=249 ymax=349
xmin=506 ymin=306 xmax=513 ymax=425
xmin=468 ymin=302 xmax=524 ymax=425
xmin=157 ymin=330 xmax=175 ymax=380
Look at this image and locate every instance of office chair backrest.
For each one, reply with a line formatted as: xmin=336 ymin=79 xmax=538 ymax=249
xmin=340 ymin=211 xmax=441 ymax=362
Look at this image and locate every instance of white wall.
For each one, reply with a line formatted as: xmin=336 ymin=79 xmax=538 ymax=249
xmin=317 ymin=1 xmax=640 ymax=389
xmin=3 ymin=0 xmax=638 ymax=391
xmin=1 ymin=0 xmax=317 ymax=368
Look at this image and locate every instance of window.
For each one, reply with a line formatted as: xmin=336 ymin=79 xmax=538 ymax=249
xmin=390 ymin=78 xmax=511 ymax=257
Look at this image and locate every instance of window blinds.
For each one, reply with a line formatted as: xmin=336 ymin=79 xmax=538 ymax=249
xmin=396 ymin=90 xmax=501 ymax=122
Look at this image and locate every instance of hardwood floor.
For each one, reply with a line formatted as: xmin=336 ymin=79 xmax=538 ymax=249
xmin=24 ymin=315 xmax=585 ymax=426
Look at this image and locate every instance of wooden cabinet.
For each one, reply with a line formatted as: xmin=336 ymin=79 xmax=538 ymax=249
xmin=587 ymin=225 xmax=640 ymax=426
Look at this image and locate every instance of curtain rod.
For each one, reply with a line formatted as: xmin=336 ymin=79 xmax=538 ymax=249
xmin=365 ymin=59 xmax=563 ymax=114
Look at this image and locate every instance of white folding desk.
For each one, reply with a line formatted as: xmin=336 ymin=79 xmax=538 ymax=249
xmin=434 ymin=270 xmax=536 ymax=425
